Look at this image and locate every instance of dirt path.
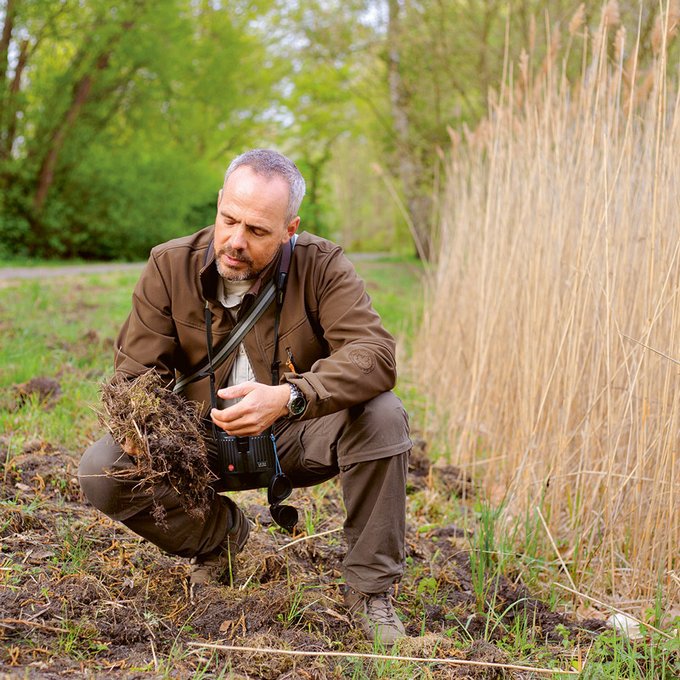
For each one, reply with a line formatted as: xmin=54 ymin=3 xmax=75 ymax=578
xmin=0 ymin=253 xmax=387 ymax=281
xmin=0 ymin=262 xmax=145 ymax=280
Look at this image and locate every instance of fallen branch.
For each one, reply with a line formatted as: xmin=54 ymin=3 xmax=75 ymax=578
xmin=187 ymin=641 xmax=579 ymax=675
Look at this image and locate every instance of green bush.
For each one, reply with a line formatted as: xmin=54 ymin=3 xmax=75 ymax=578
xmin=0 ymin=144 xmax=219 ymax=261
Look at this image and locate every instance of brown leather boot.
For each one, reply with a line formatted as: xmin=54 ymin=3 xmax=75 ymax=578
xmin=188 ymin=507 xmax=250 ymax=599
xmin=344 ymin=587 xmax=406 ymax=644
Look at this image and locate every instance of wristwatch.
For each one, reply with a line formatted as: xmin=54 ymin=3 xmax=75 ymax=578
xmin=287 ymin=383 xmax=307 ymax=417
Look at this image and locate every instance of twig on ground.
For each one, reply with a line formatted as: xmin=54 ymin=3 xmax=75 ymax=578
xmin=0 ymin=618 xmax=69 ymax=634
xmin=187 ymin=642 xmax=579 ymax=675
xmin=276 ymin=527 xmax=343 ymax=552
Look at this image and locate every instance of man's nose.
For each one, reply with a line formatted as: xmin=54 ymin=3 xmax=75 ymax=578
xmin=229 ymin=224 xmax=248 ymax=250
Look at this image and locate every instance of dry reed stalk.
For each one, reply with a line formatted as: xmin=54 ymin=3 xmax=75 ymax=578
xmin=187 ymin=642 xmax=579 ymax=676
xmin=414 ymin=6 xmax=680 ymax=610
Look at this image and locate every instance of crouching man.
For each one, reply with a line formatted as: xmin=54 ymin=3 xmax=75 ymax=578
xmin=78 ymin=148 xmax=411 ymax=644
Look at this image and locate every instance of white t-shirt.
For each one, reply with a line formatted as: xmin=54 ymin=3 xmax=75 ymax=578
xmin=218 ymin=279 xmax=255 ymax=406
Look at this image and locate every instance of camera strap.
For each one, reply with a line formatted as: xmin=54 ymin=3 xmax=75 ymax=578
xmin=173 ymin=235 xmax=297 ymax=394
xmin=196 ymin=235 xmax=299 ymax=532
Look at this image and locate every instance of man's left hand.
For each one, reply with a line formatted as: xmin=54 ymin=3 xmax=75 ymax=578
xmin=211 ymin=382 xmax=290 ymax=436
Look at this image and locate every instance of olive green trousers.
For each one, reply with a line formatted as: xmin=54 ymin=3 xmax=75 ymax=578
xmin=79 ymin=391 xmax=411 ymax=594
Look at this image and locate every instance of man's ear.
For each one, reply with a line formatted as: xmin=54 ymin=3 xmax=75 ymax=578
xmin=216 ymin=188 xmax=223 ymax=210
xmin=286 ymin=216 xmax=300 ymax=239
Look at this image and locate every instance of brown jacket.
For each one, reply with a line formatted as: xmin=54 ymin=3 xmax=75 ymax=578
xmin=114 ymin=227 xmax=397 ymax=420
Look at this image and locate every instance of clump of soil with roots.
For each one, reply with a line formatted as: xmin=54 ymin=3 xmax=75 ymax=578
xmin=99 ymin=369 xmax=215 ymax=524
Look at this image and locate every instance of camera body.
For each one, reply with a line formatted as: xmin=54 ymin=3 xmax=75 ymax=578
xmin=214 ymin=431 xmax=277 ymax=491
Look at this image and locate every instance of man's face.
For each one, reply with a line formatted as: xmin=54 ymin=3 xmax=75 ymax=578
xmin=214 ymin=166 xmax=299 ymax=281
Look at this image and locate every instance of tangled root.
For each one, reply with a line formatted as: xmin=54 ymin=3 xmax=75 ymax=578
xmin=99 ymin=370 xmax=215 ymax=525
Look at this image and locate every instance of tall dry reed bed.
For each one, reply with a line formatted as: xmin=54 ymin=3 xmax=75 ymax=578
xmin=415 ymin=3 xmax=680 ymax=611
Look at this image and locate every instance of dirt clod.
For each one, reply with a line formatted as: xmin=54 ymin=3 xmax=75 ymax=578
xmin=99 ymin=369 xmax=215 ymax=521
xmin=13 ymin=376 xmax=62 ymax=409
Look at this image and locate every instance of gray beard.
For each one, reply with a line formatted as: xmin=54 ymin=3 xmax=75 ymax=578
xmin=218 ymin=266 xmax=257 ymax=282
xmin=215 ymin=253 xmax=256 ymax=282
xmin=215 ymin=248 xmax=279 ymax=282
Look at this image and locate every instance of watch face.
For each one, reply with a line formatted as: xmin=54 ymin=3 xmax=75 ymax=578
xmin=289 ymin=396 xmax=306 ymax=416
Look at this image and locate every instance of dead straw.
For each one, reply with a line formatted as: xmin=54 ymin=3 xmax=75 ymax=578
xmin=620 ymin=333 xmax=680 ymax=366
xmin=276 ymin=527 xmax=342 ymax=551
xmin=415 ymin=7 xmax=679 ymax=604
xmin=0 ymin=618 xmax=69 ymax=634
xmin=536 ymin=506 xmax=577 ymax=592
xmin=187 ymin=641 xmax=579 ymax=675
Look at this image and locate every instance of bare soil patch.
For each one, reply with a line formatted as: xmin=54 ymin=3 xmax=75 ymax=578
xmin=0 ymin=436 xmax=605 ymax=678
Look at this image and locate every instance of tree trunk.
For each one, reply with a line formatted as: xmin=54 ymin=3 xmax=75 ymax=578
xmin=32 ymin=12 xmax=135 ymax=215
xmin=386 ymin=0 xmax=432 ymax=260
xmin=3 ymin=38 xmax=28 ymax=159
xmin=33 ymin=51 xmax=110 ymax=213
xmin=0 ymin=0 xmax=16 ymax=160
xmin=0 ymin=0 xmax=15 ymax=86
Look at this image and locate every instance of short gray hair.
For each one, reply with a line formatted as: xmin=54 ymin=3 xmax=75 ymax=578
xmin=224 ymin=149 xmax=306 ymax=224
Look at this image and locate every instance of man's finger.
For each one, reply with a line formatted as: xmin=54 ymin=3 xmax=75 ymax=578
xmin=210 ymin=410 xmax=264 ymax=436
xmin=211 ymin=405 xmax=259 ymax=429
xmin=210 ymin=407 xmax=242 ymax=429
xmin=217 ymin=381 xmax=256 ymax=399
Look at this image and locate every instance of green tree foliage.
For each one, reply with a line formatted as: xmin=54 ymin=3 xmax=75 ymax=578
xmin=261 ymin=0 xmax=384 ymax=240
xmin=0 ymin=0 xmax=280 ymax=259
xmin=282 ymin=0 xmax=679 ymax=259
xmin=2 ymin=1 xmax=676 ymax=260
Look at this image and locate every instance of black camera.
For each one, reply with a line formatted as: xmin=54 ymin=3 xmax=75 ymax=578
xmin=214 ymin=431 xmax=277 ymax=491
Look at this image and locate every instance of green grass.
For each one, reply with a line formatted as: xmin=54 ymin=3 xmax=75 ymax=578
xmin=2 ymin=257 xmax=678 ymax=678
xmin=0 ymin=271 xmax=140 ymax=449
xmin=353 ymin=255 xmax=424 ymax=345
xmin=0 ymin=260 xmax=422 ymax=451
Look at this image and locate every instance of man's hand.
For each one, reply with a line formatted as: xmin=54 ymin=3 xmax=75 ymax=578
xmin=210 ymin=382 xmax=290 ymax=436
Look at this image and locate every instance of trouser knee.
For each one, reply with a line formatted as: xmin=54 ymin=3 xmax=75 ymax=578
xmin=78 ymin=435 xmax=138 ymax=521
xmin=339 ymin=391 xmax=411 ymax=464
xmin=79 ymin=434 xmax=238 ymax=557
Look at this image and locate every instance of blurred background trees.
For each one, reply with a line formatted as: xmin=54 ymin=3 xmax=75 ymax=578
xmin=1 ymin=0 xmax=675 ymax=260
